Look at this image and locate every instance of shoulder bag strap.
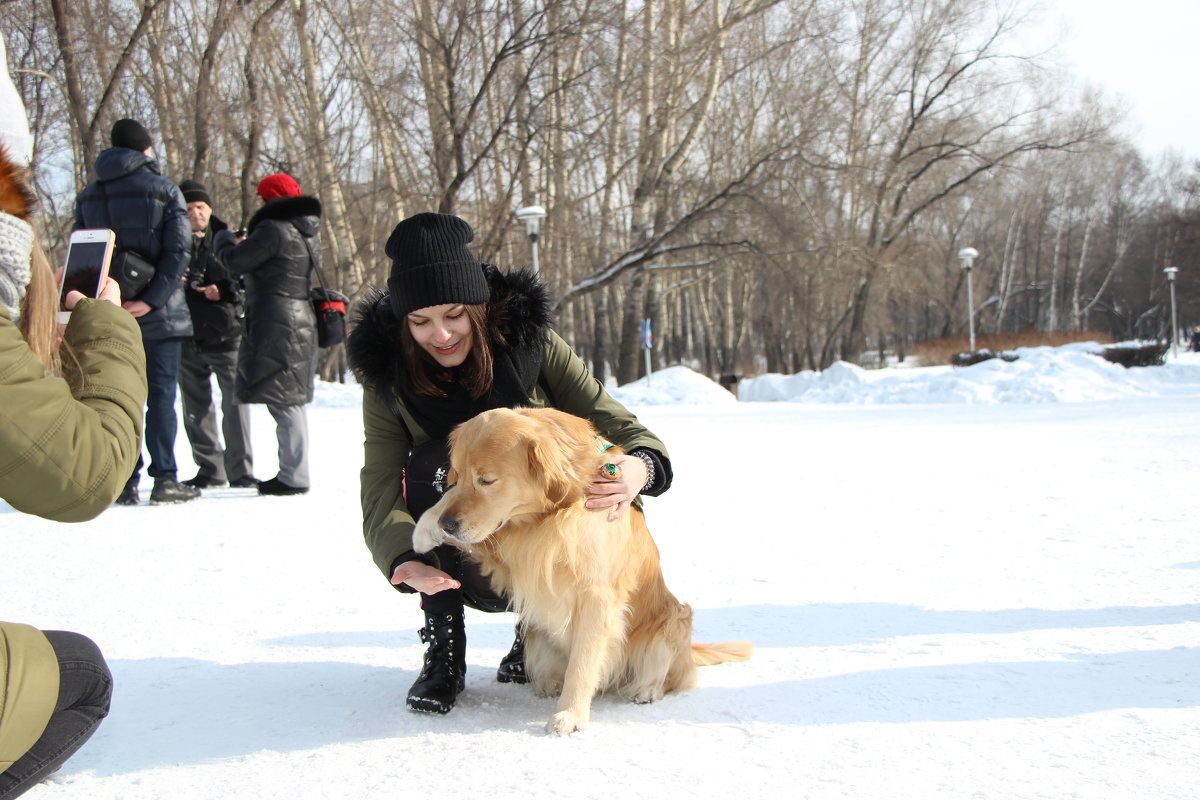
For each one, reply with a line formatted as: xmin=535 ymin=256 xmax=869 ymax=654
xmin=298 ymin=229 xmax=332 ymax=302
xmin=95 ymin=181 xmax=113 ymax=232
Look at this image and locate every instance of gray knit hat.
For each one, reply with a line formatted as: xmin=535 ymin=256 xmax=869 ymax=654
xmin=179 ymin=179 xmax=212 ymax=206
xmin=385 ymin=212 xmax=489 ymax=319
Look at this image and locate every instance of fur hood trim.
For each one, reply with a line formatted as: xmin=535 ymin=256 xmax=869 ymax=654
xmin=348 ymin=264 xmax=552 ymax=392
xmin=0 ymin=146 xmax=36 ymax=221
xmin=246 ymin=195 xmax=322 ymax=236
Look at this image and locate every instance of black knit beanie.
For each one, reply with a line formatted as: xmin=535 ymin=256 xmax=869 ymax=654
xmin=179 ymin=179 xmax=212 ymax=206
xmin=385 ymin=212 xmax=489 ymax=319
xmin=111 ymin=118 xmax=152 ymax=152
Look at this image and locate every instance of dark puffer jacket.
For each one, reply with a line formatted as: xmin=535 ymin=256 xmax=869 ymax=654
xmin=217 ymin=195 xmax=321 ymax=405
xmin=73 ymin=147 xmax=192 ymax=341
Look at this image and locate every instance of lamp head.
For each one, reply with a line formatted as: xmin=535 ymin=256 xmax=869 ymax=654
xmin=516 ymin=205 xmax=546 ymax=239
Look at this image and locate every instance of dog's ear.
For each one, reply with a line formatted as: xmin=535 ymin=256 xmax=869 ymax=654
xmin=525 ymin=413 xmax=593 ymax=507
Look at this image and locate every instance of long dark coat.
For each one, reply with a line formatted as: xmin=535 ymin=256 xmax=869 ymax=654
xmin=217 ymin=195 xmax=321 ymax=405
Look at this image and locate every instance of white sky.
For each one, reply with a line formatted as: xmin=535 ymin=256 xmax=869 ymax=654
xmin=1038 ymin=0 xmax=1200 ymax=159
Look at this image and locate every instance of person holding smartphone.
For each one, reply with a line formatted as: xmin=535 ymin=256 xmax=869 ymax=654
xmin=0 ymin=53 xmax=147 ymax=797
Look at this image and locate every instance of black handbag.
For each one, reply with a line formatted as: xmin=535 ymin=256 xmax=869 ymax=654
xmin=96 ymin=182 xmax=156 ymax=300
xmin=303 ymin=237 xmax=346 ymax=348
xmin=109 ymin=249 xmax=156 ymax=299
xmin=309 ymin=286 xmax=349 ymax=347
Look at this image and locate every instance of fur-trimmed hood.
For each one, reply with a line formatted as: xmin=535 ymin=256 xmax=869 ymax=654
xmin=348 ymin=264 xmax=552 ymax=394
xmin=0 ymin=146 xmax=35 ymax=221
xmin=246 ymin=195 xmax=322 ymax=237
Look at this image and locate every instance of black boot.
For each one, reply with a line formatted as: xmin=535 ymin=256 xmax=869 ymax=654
xmin=407 ymin=601 xmax=466 ymax=714
xmin=496 ymin=624 xmax=527 ymax=684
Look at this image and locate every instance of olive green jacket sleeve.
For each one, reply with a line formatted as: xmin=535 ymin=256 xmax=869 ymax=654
xmin=359 ymin=330 xmax=671 ymax=583
xmin=359 ymin=387 xmax=418 ymax=579
xmin=0 ymin=622 xmax=59 ymax=772
xmin=536 ymin=330 xmax=671 ymax=472
xmin=0 ymin=299 xmax=148 ymax=522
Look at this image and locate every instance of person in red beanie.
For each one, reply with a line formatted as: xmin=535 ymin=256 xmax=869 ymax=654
xmin=216 ymin=173 xmax=321 ymax=495
xmin=256 ymin=173 xmax=302 ymax=202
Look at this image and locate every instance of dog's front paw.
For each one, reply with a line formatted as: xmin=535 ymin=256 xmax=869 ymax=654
xmin=545 ymin=710 xmax=588 ymax=736
xmin=412 ymin=512 xmax=441 ymax=554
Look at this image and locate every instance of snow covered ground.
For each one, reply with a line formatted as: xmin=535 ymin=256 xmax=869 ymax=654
xmin=3 ymin=344 xmax=1198 ymax=799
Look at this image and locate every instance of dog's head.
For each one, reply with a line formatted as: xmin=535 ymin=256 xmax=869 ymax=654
xmin=412 ymin=407 xmax=603 ymax=552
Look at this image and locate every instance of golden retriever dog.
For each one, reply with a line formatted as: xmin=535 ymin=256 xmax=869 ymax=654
xmin=412 ymin=406 xmax=752 ymax=735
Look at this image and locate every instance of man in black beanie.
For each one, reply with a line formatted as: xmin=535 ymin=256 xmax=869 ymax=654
xmin=110 ymin=118 xmax=153 ymax=153
xmin=73 ymin=119 xmax=197 ymax=505
xmin=177 ymin=178 xmax=257 ymax=490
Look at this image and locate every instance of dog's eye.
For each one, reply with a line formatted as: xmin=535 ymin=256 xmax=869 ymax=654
xmin=478 ymin=477 xmax=496 ymax=486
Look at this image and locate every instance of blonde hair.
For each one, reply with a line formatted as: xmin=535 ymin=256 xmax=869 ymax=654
xmin=18 ymin=237 xmax=63 ymax=375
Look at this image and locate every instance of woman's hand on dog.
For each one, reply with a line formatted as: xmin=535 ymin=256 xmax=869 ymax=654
xmin=586 ymin=454 xmax=649 ymax=521
xmin=391 ymin=560 xmax=462 ymax=594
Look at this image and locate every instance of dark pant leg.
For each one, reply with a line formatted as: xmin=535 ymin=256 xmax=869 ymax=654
xmin=142 ymin=337 xmax=183 ymax=481
xmin=0 ymin=632 xmax=112 ymax=800
xmin=178 ymin=339 xmax=224 ymax=482
xmin=212 ymin=347 xmax=253 ymax=482
xmin=423 ymin=546 xmax=509 ymax=613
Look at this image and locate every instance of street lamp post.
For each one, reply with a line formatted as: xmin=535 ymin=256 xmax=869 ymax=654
xmin=1164 ymin=266 xmax=1180 ymax=359
xmin=516 ymin=205 xmax=547 ymax=275
xmin=958 ymin=247 xmax=979 ymax=352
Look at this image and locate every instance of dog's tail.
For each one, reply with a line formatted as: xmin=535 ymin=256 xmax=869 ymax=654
xmin=691 ymin=640 xmax=753 ymax=666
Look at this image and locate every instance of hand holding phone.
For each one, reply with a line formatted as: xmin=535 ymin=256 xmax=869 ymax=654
xmin=58 ymin=229 xmax=117 ymax=322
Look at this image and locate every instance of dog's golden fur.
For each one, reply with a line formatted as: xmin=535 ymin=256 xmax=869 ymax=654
xmin=413 ymin=406 xmax=751 ymax=735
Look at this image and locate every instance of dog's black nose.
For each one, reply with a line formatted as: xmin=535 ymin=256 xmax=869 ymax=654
xmin=439 ymin=515 xmax=460 ymax=537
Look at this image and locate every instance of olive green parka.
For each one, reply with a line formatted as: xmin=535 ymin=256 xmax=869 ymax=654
xmin=1 ymin=298 xmax=147 ymax=771
xmin=347 ymin=268 xmax=672 ymax=583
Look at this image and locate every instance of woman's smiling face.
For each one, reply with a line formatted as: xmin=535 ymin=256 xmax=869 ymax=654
xmin=407 ymin=303 xmax=474 ymax=368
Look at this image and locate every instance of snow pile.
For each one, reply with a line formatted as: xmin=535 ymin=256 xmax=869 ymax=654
xmin=738 ymin=345 xmax=1200 ymax=404
xmin=608 ymin=364 xmax=737 ymax=407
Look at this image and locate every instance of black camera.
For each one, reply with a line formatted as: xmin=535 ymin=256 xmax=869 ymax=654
xmin=184 ymin=260 xmax=206 ymax=287
xmin=235 ymin=228 xmax=247 ymax=238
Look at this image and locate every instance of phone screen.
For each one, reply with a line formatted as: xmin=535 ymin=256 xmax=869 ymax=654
xmin=61 ymin=241 xmax=111 ymax=300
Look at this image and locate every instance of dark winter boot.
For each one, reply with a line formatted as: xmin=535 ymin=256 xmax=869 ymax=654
xmin=407 ymin=603 xmax=467 ymax=714
xmin=496 ymin=624 xmax=527 ymax=684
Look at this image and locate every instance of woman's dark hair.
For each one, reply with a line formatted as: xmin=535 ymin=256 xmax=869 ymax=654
xmin=400 ymin=303 xmax=499 ymax=399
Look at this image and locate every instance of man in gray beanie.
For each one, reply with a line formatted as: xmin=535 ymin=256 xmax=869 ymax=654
xmin=177 ymin=178 xmax=256 ymax=490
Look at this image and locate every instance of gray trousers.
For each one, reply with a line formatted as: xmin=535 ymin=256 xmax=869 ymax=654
xmin=179 ymin=341 xmax=253 ymax=483
xmin=266 ymin=403 xmax=310 ymax=487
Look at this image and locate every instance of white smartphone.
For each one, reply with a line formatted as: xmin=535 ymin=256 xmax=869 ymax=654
xmin=58 ymin=228 xmax=117 ymax=321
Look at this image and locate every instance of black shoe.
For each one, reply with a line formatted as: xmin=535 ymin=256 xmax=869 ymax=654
xmin=150 ymin=479 xmax=201 ymax=504
xmin=114 ymin=484 xmax=140 ymax=506
xmin=407 ymin=611 xmax=467 ymax=714
xmin=257 ymin=477 xmax=308 ymax=496
xmin=183 ymin=474 xmax=226 ymax=489
xmin=496 ymin=625 xmax=528 ymax=684
xmin=229 ymin=475 xmax=260 ymax=488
